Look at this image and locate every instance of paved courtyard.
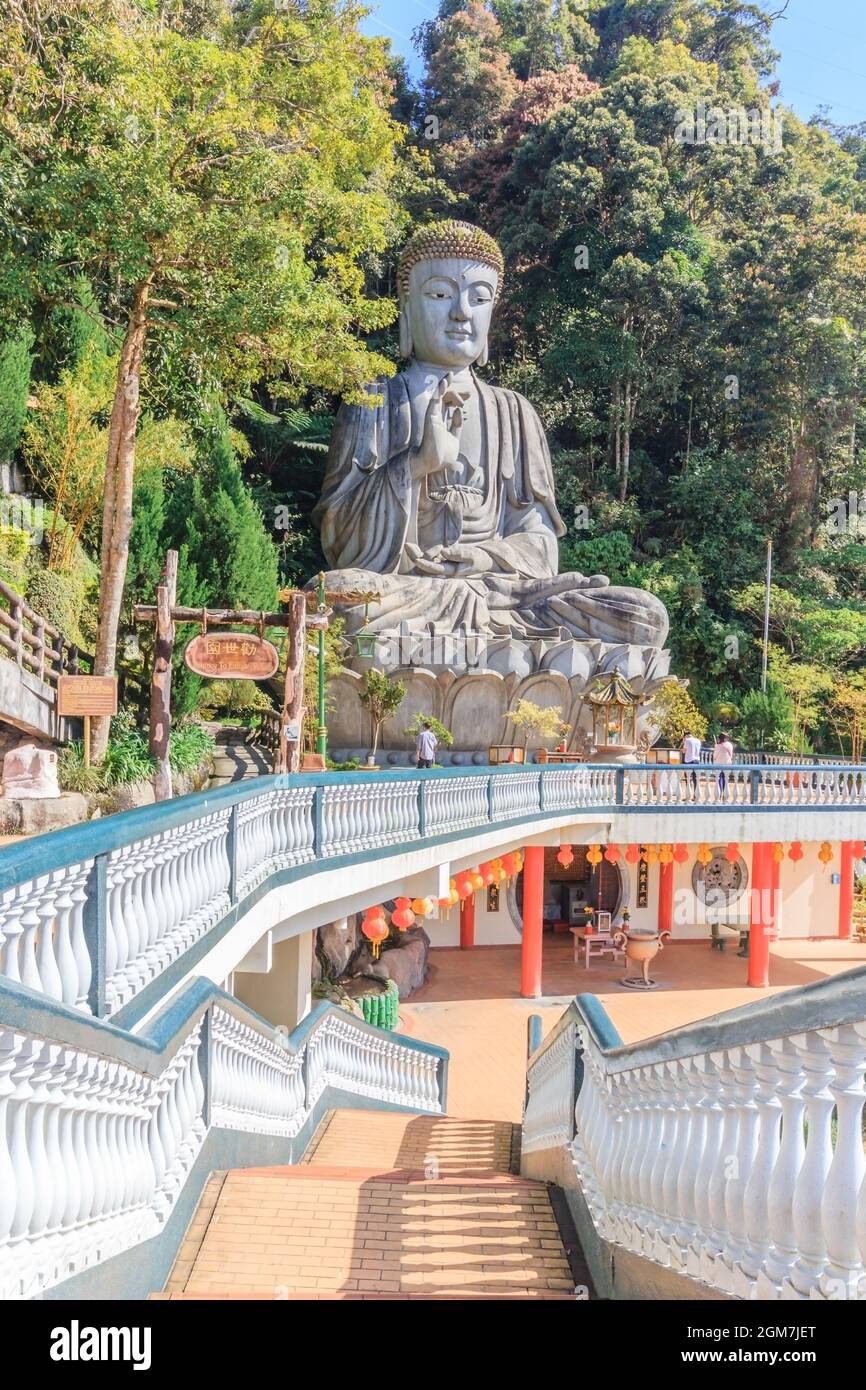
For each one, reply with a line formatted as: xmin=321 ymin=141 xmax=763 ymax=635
xmin=398 ymin=936 xmax=866 ymax=1123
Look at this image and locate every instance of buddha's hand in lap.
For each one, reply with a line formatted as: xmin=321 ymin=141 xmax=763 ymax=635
xmin=409 ymin=543 xmax=493 ymax=577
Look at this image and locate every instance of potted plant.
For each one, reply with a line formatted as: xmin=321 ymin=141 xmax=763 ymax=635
xmin=359 ymin=668 xmax=406 ymax=768
xmin=505 ymin=699 xmax=564 ymax=759
xmin=583 ymin=904 xmax=594 ymax=935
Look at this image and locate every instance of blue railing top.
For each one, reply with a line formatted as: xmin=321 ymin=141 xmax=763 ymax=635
xmin=528 ymin=966 xmax=866 ymax=1077
xmin=0 ymin=968 xmax=450 ymax=1077
xmin=1 ymin=759 xmax=863 ymax=895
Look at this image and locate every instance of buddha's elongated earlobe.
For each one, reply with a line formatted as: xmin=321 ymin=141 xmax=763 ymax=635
xmin=476 ymin=339 xmax=489 ymax=368
xmin=398 ymin=305 xmax=413 ymax=359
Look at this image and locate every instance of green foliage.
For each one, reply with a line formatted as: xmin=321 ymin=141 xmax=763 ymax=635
xmin=0 ymin=327 xmax=34 ymax=461
xmin=24 ymin=563 xmax=91 ymax=647
xmin=506 ymin=698 xmax=564 ymax=746
xmin=359 ymin=668 xmax=407 ymax=757
xmin=403 ymin=712 xmax=454 ymax=747
xmin=647 ymin=682 xmax=708 ymax=746
xmin=0 ymin=526 xmax=31 ymax=592
xmin=197 ymin=680 xmax=272 ymax=721
xmin=738 ymin=682 xmax=795 ymax=752
xmin=57 ymin=744 xmax=103 ymax=795
xmin=168 ymin=721 xmax=215 ymax=775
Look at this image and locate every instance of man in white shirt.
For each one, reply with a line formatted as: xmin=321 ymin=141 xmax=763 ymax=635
xmin=682 ymin=730 xmax=702 ymax=798
xmin=416 ymin=721 xmax=438 ymax=769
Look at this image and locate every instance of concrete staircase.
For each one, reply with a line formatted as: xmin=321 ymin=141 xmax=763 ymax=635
xmin=207 ymin=724 xmax=271 ymax=787
xmin=155 ymin=1111 xmax=588 ymax=1300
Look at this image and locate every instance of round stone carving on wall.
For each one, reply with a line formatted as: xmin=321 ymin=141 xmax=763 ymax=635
xmin=692 ymin=846 xmax=749 ymax=916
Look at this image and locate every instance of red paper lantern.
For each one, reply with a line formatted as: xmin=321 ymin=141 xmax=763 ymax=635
xmin=603 ymin=844 xmax=621 ymax=863
xmin=361 ymin=909 xmax=389 ymax=959
xmin=724 ymin=842 xmax=740 ymax=863
xmin=455 ymin=873 xmax=474 ymax=900
xmin=852 ymin=841 xmax=865 ymax=859
xmin=391 ymin=903 xmax=416 ymax=931
xmin=438 ymin=897 xmax=452 ymax=911
xmin=673 ymin=843 xmax=689 ymax=864
xmin=556 ymin=843 xmax=574 ymax=868
xmin=470 ymin=870 xmax=484 ymax=891
xmin=625 ymin=844 xmax=640 ymax=864
xmin=501 ymin=852 xmax=518 ymax=877
xmin=479 ymin=861 xmax=496 ymax=885
xmin=788 ymin=841 xmax=804 ymax=862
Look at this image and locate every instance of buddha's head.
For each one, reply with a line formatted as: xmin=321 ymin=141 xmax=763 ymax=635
xmin=397 ymin=220 xmax=504 ymax=369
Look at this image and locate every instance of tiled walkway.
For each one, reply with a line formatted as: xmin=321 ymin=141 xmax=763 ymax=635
xmin=158 ymin=1113 xmax=575 ymax=1300
xmin=397 ymin=936 xmax=866 ymax=1122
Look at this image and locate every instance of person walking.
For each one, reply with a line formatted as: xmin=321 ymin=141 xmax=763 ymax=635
xmin=682 ymin=729 xmax=702 ymax=798
xmin=714 ymin=730 xmax=734 ymax=798
xmin=415 ymin=719 xmax=438 ymax=769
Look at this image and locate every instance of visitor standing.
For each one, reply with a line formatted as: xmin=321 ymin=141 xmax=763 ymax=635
xmin=416 ymin=719 xmax=438 ymax=769
xmin=682 ymin=729 xmax=702 ymax=797
xmin=714 ymin=730 xmax=734 ymax=797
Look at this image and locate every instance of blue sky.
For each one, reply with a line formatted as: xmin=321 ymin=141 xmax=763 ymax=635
xmin=361 ymin=0 xmax=866 ymax=127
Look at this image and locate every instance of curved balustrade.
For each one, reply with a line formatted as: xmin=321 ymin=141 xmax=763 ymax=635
xmin=524 ymin=968 xmax=866 ymax=1300
xmin=0 ymin=976 xmax=447 ymax=1300
xmin=2 ymin=762 xmax=866 ymax=1022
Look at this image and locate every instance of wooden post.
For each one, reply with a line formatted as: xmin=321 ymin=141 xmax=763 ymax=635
xmin=83 ymin=715 xmax=91 ymax=768
xmin=149 ymin=549 xmax=178 ymax=802
xmin=278 ymin=592 xmax=306 ymax=775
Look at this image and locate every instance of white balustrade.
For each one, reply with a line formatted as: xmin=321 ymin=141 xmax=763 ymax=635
xmin=525 ymin=999 xmax=866 ymax=1301
xmin=424 ymin=774 xmax=490 ymax=834
xmin=0 ymin=997 xmax=445 ymax=1299
xmin=305 ymin=1011 xmax=443 ymax=1113
xmin=490 ymin=771 xmax=540 ymax=820
xmin=522 ymin=1019 xmax=577 ymax=1153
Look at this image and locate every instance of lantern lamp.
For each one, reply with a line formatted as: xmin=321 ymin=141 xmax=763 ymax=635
xmin=587 ymin=843 xmax=603 ymax=867
xmin=772 ymin=842 xmax=785 ymax=864
xmin=696 ymin=843 xmax=713 ymax=866
xmin=818 ymin=842 xmax=833 ymax=866
xmin=659 ymin=844 xmax=674 ymax=865
xmin=673 ymin=844 xmax=688 ymax=864
xmin=470 ymin=870 xmax=484 ymax=891
xmin=391 ymin=903 xmax=416 ymax=931
xmin=853 ymin=841 xmax=865 ymax=859
xmin=604 ymin=844 xmax=621 ymax=864
xmin=724 ymin=843 xmax=740 ymax=864
xmin=625 ymin=844 xmax=640 ymax=864
xmin=556 ymin=843 xmax=574 ymax=868
xmin=788 ymin=841 xmax=804 ymax=862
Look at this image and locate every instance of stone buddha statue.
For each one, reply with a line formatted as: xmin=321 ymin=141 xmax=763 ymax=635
xmin=313 ymin=220 xmax=668 ymax=675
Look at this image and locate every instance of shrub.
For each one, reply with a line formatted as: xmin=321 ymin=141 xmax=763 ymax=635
xmin=403 ymin=713 xmax=454 ymax=747
xmin=197 ymin=679 xmax=273 ymax=721
xmin=58 ymin=742 xmax=102 ymax=794
xmin=169 ymin=721 xmax=215 ymax=774
xmin=646 ymin=682 xmax=708 ymax=746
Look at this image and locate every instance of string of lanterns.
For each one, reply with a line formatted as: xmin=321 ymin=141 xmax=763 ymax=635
xmin=361 ymin=852 xmax=528 ymax=955
xmin=361 ymin=835 xmax=862 ymax=954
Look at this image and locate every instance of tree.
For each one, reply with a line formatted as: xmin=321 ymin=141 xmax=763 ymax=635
xmin=403 ymin=712 xmax=454 ymax=747
xmin=359 ymin=669 xmax=406 ymax=764
xmin=1 ymin=0 xmax=405 ymax=757
xmin=646 ymin=682 xmax=707 ymax=746
xmin=0 ymin=328 xmax=34 ymax=466
xmin=828 ymin=679 xmax=866 ymax=762
xmin=738 ymin=682 xmax=794 ymax=752
xmin=506 ymin=698 xmax=564 ymax=748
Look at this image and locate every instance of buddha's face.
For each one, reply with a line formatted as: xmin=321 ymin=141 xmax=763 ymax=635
xmin=405 ymin=257 xmax=498 ymax=368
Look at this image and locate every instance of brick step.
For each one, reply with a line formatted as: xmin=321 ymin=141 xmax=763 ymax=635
xmin=154 ymin=1289 xmax=577 ymax=1300
xmin=303 ymin=1110 xmax=518 ymax=1175
xmin=161 ymin=1123 xmax=576 ymax=1300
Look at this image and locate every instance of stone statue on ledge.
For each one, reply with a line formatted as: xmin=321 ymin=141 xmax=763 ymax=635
xmin=312 ymin=220 xmax=672 ymax=758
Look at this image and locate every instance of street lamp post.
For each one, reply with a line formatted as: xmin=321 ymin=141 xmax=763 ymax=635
xmin=316 ymin=571 xmax=327 ymax=759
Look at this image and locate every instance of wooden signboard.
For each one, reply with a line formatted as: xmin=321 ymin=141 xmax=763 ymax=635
xmin=183 ymin=632 xmax=279 ymax=681
xmin=57 ymin=675 xmax=118 ymax=718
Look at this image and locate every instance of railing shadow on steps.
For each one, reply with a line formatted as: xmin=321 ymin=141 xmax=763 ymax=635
xmin=522 ymin=965 xmax=866 ymax=1302
xmin=0 ymin=972 xmax=447 ymax=1301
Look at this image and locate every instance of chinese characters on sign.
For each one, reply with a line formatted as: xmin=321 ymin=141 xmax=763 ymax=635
xmin=637 ymin=853 xmax=649 ymax=908
xmin=183 ymin=632 xmax=280 ymax=680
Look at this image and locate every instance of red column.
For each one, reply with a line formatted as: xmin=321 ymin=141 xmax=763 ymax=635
xmin=839 ymin=841 xmax=855 ymax=940
xmin=658 ymin=860 xmax=673 ymax=936
xmin=459 ymin=892 xmax=475 ymax=949
xmin=748 ymin=842 xmax=773 ymax=988
xmin=521 ymin=845 xmax=544 ymax=999
xmin=769 ymin=851 xmax=781 ymax=939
